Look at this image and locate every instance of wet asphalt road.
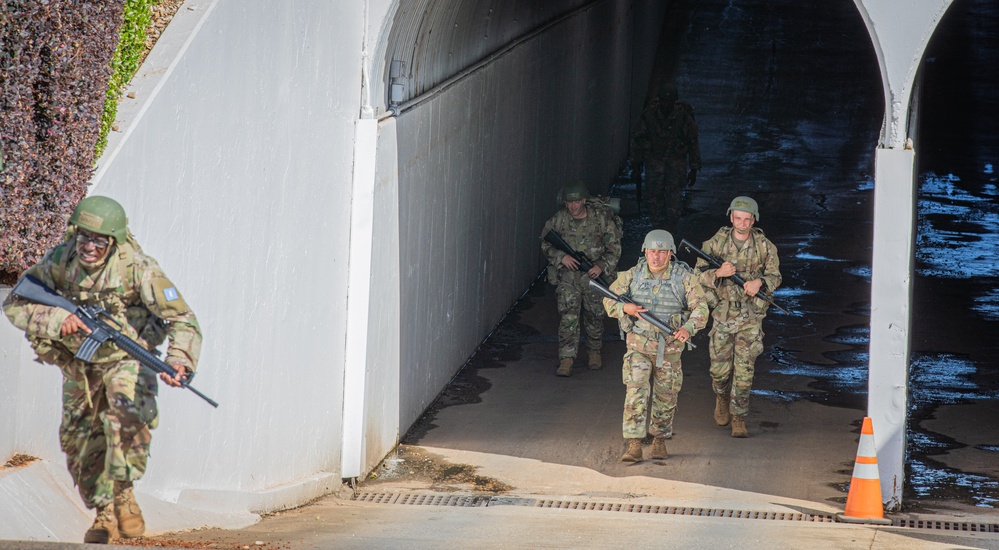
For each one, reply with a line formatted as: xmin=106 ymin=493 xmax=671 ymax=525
xmin=404 ymin=0 xmax=999 ymax=513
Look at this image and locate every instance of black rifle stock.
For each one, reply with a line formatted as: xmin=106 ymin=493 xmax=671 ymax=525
xmin=11 ymin=275 xmax=218 ymax=408
xmin=542 ymin=228 xmax=612 ymax=286
xmin=679 ymin=239 xmax=788 ymax=315
xmin=588 ymin=279 xmax=695 ymax=348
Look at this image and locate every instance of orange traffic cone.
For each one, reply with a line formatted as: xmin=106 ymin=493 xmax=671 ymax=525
xmin=836 ymin=417 xmax=892 ymax=524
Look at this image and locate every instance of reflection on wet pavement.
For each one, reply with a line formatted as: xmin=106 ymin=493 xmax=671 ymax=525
xmin=916 ymin=172 xmax=999 ymax=279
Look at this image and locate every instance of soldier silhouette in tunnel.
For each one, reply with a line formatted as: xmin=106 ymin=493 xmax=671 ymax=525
xmin=630 ymin=81 xmax=701 ymax=233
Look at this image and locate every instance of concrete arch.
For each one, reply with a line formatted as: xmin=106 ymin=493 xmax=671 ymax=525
xmin=853 ymin=0 xmax=953 ymax=149
xmin=853 ymin=0 xmax=954 ymax=511
xmin=372 ymin=0 xmax=606 ymax=114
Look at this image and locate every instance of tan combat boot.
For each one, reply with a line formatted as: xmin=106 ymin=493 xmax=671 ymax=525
xmin=621 ymin=438 xmax=643 ymax=463
xmin=113 ymin=480 xmax=146 ymax=538
xmin=587 ymin=349 xmax=602 ymax=370
xmin=650 ymin=435 xmax=668 ymax=460
xmin=83 ymin=502 xmax=118 ymax=544
xmin=556 ymin=357 xmax=573 ymax=377
xmin=714 ymin=394 xmax=731 ymax=426
xmin=731 ymin=415 xmax=749 ymax=438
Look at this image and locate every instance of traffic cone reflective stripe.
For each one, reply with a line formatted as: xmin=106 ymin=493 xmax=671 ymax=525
xmin=836 ymin=417 xmax=892 ymax=525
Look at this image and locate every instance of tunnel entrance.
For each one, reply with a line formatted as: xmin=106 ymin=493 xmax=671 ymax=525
xmin=382 ymin=0 xmax=999 ymax=513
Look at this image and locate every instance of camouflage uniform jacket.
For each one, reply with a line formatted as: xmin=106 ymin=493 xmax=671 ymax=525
xmin=3 ymin=239 xmax=201 ymax=371
xmin=695 ymin=226 xmax=781 ymax=316
xmin=604 ymin=258 xmax=709 ymax=339
xmin=631 ymin=98 xmax=701 ymax=169
xmin=541 ymin=201 xmax=622 ymax=285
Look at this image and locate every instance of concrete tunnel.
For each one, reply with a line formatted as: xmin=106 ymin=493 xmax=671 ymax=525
xmin=0 ymin=0 xmax=964 ymax=538
xmin=357 ymin=0 xmax=951 ymax=511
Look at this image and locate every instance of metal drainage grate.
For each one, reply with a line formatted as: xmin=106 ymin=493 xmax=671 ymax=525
xmin=534 ymin=500 xmax=834 ymax=523
xmin=355 ymin=493 xmax=834 ymax=522
xmin=356 ymin=493 xmax=492 ymax=507
xmin=893 ymin=519 xmax=999 ymax=533
xmin=355 ymin=493 xmax=999 ymax=532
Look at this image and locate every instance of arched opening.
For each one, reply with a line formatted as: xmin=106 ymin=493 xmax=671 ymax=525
xmin=909 ymin=0 xmax=999 ymax=508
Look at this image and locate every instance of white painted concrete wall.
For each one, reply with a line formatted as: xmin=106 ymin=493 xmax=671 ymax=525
xmin=0 ymin=288 xmax=63 ymax=462
xmin=361 ymin=118 xmax=402 ymax=474
xmin=91 ymin=0 xmax=362 ymax=502
xmin=1 ymin=0 xmax=364 ymax=537
xmin=390 ymin=0 xmax=638 ymax=430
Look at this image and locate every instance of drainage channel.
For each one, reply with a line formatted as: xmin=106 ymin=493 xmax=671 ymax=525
xmin=354 ymin=492 xmax=999 ymax=533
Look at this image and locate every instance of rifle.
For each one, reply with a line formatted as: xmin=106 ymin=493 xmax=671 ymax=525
xmin=679 ymin=239 xmax=788 ymax=315
xmin=11 ymin=275 xmax=219 ymax=408
xmin=541 ymin=228 xmax=612 ymax=286
xmin=588 ymin=279 xmax=694 ymax=348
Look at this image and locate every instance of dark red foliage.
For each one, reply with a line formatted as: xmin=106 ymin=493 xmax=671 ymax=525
xmin=0 ymin=0 xmax=126 ymax=281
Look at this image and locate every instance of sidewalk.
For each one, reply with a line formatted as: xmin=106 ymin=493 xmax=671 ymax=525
xmin=138 ymin=447 xmax=999 ymax=549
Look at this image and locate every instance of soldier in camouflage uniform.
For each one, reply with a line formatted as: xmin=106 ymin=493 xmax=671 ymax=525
xmin=541 ymin=181 xmax=622 ymax=377
xmin=3 ymin=196 xmax=201 ymax=544
xmin=603 ymin=230 xmax=708 ymax=462
xmin=694 ymin=196 xmax=780 ymax=438
xmin=630 ymin=81 xmax=701 ymax=233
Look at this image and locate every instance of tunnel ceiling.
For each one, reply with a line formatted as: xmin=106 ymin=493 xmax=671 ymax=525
xmin=381 ymin=0 xmax=602 ymax=109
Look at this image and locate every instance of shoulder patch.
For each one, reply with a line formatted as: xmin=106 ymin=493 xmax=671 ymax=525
xmin=150 ymin=277 xmax=190 ymax=317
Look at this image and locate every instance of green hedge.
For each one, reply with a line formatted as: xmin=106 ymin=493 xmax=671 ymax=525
xmin=97 ymin=0 xmax=158 ymax=158
xmin=0 ymin=0 xmax=158 ymax=281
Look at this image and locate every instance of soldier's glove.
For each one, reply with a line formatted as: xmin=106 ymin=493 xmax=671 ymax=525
xmin=686 ymin=169 xmax=697 ymax=187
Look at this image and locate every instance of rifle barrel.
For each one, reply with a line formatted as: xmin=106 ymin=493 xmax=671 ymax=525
xmin=588 ymin=280 xmax=695 ymax=347
xmin=679 ymin=239 xmax=788 ymax=314
xmin=544 ymin=229 xmax=611 ymax=286
xmin=13 ymin=275 xmax=219 ymax=407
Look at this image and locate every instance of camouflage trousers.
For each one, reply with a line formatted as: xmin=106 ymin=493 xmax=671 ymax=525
xmin=708 ymin=303 xmax=765 ymax=417
xmin=556 ymin=270 xmax=605 ymax=358
xmin=621 ymin=331 xmax=685 ymax=439
xmin=58 ymin=358 xmax=159 ymax=509
xmin=644 ymin=158 xmax=688 ymax=233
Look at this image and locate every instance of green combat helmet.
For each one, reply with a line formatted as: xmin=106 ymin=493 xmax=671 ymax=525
xmin=727 ymin=196 xmax=759 ymax=221
xmin=642 ymin=229 xmax=675 ymax=252
xmin=562 ymin=181 xmax=590 ymax=202
xmin=69 ymin=196 xmax=129 ymax=243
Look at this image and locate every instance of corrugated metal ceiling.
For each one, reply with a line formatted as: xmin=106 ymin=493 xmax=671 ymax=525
xmin=381 ymin=0 xmax=602 ymax=109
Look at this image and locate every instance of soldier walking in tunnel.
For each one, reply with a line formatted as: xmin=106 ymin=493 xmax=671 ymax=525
xmin=630 ymin=81 xmax=701 ymax=233
xmin=694 ymin=197 xmax=781 ymax=438
xmin=602 ymin=230 xmax=708 ymax=462
xmin=540 ymin=181 xmax=622 ymax=377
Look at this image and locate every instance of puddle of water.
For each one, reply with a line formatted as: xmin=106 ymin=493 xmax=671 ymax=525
xmin=754 ymin=388 xmax=805 ymax=404
xmin=909 ymin=353 xmax=982 ymax=405
xmin=908 ymin=456 xmax=999 ymax=507
xmin=794 ymin=252 xmax=847 ymax=262
xmin=972 ymin=288 xmax=999 ymax=321
xmin=772 ymin=286 xmax=815 ymax=298
xmin=906 ymin=352 xmax=999 ymax=507
xmin=843 ymin=265 xmax=871 ymax=281
xmin=916 ymin=172 xmax=999 ymax=279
